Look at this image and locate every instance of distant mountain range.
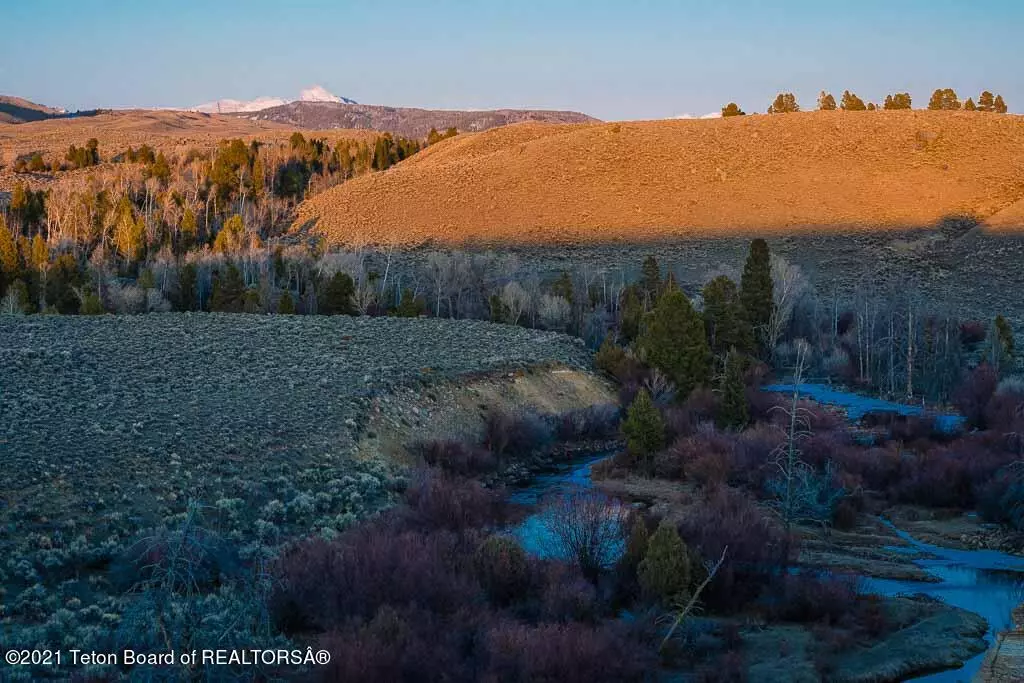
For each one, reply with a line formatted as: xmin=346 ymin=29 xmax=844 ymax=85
xmin=1 ymin=85 xmax=599 ymax=139
xmin=237 ymin=100 xmax=598 ymax=138
xmin=191 ymin=85 xmax=358 ymax=114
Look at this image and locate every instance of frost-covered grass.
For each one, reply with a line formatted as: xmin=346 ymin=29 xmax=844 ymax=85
xmin=0 ymin=313 xmax=591 ymax=677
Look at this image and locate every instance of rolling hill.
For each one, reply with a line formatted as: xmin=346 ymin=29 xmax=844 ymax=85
xmin=239 ymin=100 xmax=598 ymax=138
xmin=295 ymin=110 xmax=1024 ymax=247
xmin=0 ymin=95 xmax=65 ymax=124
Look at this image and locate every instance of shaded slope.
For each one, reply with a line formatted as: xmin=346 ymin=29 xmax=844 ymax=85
xmin=296 ymin=111 xmax=1024 ymax=247
xmin=0 ymin=95 xmax=64 ymax=124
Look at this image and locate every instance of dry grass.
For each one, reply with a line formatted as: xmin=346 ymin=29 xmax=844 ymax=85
xmin=0 ymin=108 xmax=379 ymax=182
xmin=294 ymin=110 xmax=1024 ymax=246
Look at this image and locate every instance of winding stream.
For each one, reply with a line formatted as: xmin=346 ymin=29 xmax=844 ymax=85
xmin=510 ymin=385 xmax=1022 ymax=682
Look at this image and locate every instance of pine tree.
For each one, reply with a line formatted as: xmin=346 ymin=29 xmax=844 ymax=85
xmin=702 ymin=275 xmax=753 ymax=358
xmin=740 ymin=238 xmax=774 ymax=350
xmin=817 ymin=91 xmax=837 ymax=111
xmin=717 ymin=349 xmax=749 ymax=430
xmin=928 ymin=88 xmax=960 ymax=110
xmin=840 ymin=90 xmax=867 ymax=111
xmin=251 ymin=156 xmax=265 ymax=196
xmin=277 ymin=290 xmax=296 ymax=314
xmin=620 ymin=287 xmax=643 ymax=343
xmin=210 ymin=264 xmax=245 ymax=312
xmin=721 ymin=102 xmax=745 ymax=117
xmin=978 ymin=91 xmax=995 ymax=112
xmin=994 ymin=95 xmax=1008 ymax=114
xmin=622 ymin=389 xmax=665 ymax=466
xmin=964 ymin=98 xmax=977 ymax=111
xmin=638 ymin=288 xmax=712 ymax=397
xmin=320 ymin=272 xmax=356 ymax=315
xmin=641 ymin=256 xmax=661 ymax=303
xmin=638 ymin=521 xmax=691 ymax=602
xmin=768 ymin=93 xmax=799 ymax=114
xmin=0 ymin=215 xmax=19 ymax=296
xmin=177 ymin=263 xmax=198 ymax=311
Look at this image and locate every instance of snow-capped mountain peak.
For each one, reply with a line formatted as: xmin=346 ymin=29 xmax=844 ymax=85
xmin=189 ymin=86 xmax=355 ymax=114
xmin=299 ymin=85 xmax=356 ymax=105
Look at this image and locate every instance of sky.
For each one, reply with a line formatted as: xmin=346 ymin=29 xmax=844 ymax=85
xmin=1 ymin=0 xmax=1021 ymax=120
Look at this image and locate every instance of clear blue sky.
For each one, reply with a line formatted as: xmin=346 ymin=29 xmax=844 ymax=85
xmin=1 ymin=0 xmax=1021 ymax=120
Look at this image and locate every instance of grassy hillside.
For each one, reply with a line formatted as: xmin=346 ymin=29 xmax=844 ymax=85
xmin=295 ymin=110 xmax=1024 ymax=246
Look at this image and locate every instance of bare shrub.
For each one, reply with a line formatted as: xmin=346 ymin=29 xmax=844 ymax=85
xmin=538 ymin=488 xmax=629 ymax=580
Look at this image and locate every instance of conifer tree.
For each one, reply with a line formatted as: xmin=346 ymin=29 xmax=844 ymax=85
xmin=638 ymin=289 xmax=712 ymax=397
xmin=840 ymin=90 xmax=867 ymax=111
xmin=0 ymin=215 xmax=19 ymax=295
xmin=978 ymin=91 xmax=995 ymax=112
xmin=740 ymin=239 xmax=774 ymax=349
xmin=278 ymin=290 xmax=296 ymax=314
xmin=721 ymin=102 xmax=745 ymax=117
xmin=638 ymin=521 xmax=691 ymax=602
xmin=702 ymin=275 xmax=753 ymax=358
xmin=817 ymin=91 xmax=837 ymax=111
xmin=928 ymin=88 xmax=960 ymax=110
xmin=210 ymin=264 xmax=245 ymax=313
xmin=717 ymin=349 xmax=749 ymax=430
xmin=622 ymin=389 xmax=665 ymax=467
xmin=320 ymin=272 xmax=356 ymax=315
xmin=964 ymin=98 xmax=977 ymax=111
xmin=620 ymin=287 xmax=643 ymax=343
xmin=994 ymin=95 xmax=1008 ymax=113
xmin=641 ymin=256 xmax=661 ymax=303
xmin=768 ymin=93 xmax=799 ymax=114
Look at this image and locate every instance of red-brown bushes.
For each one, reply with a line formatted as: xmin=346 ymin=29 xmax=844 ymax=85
xmin=677 ymin=487 xmax=789 ymax=612
xmin=270 ymin=527 xmax=479 ymax=633
xmin=484 ymin=408 xmax=555 ymax=458
xmin=655 ymin=429 xmax=735 ymax=484
xmin=402 ymin=469 xmax=508 ymax=531
xmin=417 ymin=439 xmax=497 ymax=476
xmin=765 ymin=572 xmax=859 ymax=625
xmin=953 ymin=364 xmax=999 ymax=429
xmin=484 ymin=620 xmax=655 ymax=683
xmin=960 ymin=320 xmax=987 ymax=346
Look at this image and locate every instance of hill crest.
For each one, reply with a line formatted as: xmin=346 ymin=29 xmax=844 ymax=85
xmin=295 ymin=110 xmax=1024 ymax=246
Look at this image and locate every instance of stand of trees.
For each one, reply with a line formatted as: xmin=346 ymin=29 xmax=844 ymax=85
xmin=719 ymin=88 xmax=1008 ymax=118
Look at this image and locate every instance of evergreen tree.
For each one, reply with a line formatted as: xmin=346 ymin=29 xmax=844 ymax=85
xmin=620 ymin=287 xmax=643 ymax=343
xmin=702 ymin=275 xmax=753 ymax=358
xmin=768 ymin=93 xmax=799 ymax=114
xmin=0 ymin=215 xmax=19 ymax=296
xmin=840 ymin=90 xmax=867 ymax=111
xmin=277 ymin=290 xmax=296 ymax=314
xmin=641 ymin=256 xmax=661 ymax=303
xmin=177 ymin=263 xmax=198 ymax=311
xmin=622 ymin=389 xmax=665 ymax=466
xmin=964 ymin=98 xmax=977 ymax=111
xmin=740 ymin=238 xmax=774 ymax=349
xmin=638 ymin=288 xmax=712 ymax=397
xmin=45 ymin=253 xmax=83 ymax=314
xmin=928 ymin=88 xmax=961 ymax=110
xmin=995 ymin=95 xmax=1008 ymax=113
xmin=978 ymin=91 xmax=995 ymax=112
xmin=883 ymin=92 xmax=912 ymax=110
xmin=717 ymin=349 xmax=749 ymax=430
xmin=637 ymin=521 xmax=691 ymax=602
xmin=867 ymin=102 xmax=877 ymax=111
xmin=320 ymin=272 xmax=356 ymax=315
xmin=721 ymin=102 xmax=745 ymax=117
xmin=817 ymin=91 xmax=837 ymax=111
xmin=210 ymin=264 xmax=246 ymax=313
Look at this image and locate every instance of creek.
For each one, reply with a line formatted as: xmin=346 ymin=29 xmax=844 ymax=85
xmin=510 ymin=384 xmax=1020 ymax=682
